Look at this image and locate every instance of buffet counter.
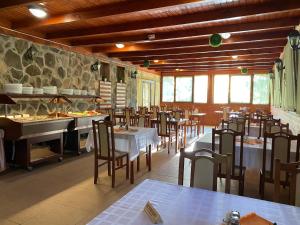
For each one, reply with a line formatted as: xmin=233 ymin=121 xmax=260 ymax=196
xmin=0 ymin=113 xmax=108 ymax=170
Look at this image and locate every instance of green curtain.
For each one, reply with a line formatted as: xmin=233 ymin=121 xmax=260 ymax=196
xmin=274 ymin=67 xmax=281 ymax=107
xmin=270 ymin=75 xmax=274 ymax=106
xmin=283 ymin=45 xmax=295 ymax=111
xmin=296 ymin=48 xmax=300 ymax=114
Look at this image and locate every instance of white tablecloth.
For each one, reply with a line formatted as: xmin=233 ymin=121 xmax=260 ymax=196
xmin=0 ymin=129 xmax=5 ymax=172
xmin=194 ymin=132 xmax=297 ymax=170
xmin=87 ymin=179 xmax=300 ymax=225
xmin=85 ymin=127 xmax=159 ymax=161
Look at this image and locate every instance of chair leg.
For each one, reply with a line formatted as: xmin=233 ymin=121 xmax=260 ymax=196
xmin=259 ymin=174 xmax=265 ymax=199
xmin=112 ymin=162 xmax=115 ymax=188
xmin=94 ymin=161 xmax=98 ymax=184
xmin=126 ymin=155 xmax=129 ymax=180
xmin=108 ymin=161 xmax=111 ymax=176
xmin=167 ymin=137 xmax=170 ymax=154
xmin=130 ymin=161 xmax=134 ymax=184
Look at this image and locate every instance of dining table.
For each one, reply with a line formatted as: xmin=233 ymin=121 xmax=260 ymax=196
xmin=85 ymin=127 xmax=159 ymax=183
xmin=195 ymin=132 xmax=298 ymax=170
xmin=87 ymin=179 xmax=300 ymax=225
xmin=150 ymin=118 xmax=189 ymax=151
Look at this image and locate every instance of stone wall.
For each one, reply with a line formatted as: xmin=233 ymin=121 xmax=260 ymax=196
xmin=0 ymin=33 xmax=142 ymax=115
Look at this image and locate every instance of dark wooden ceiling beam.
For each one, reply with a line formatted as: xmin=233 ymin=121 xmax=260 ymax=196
xmin=108 ymin=39 xmax=286 ymax=58
xmin=149 ymin=63 xmax=273 ymax=69
xmin=47 ymin=0 xmax=300 ymax=39
xmin=120 ymin=47 xmax=283 ymax=61
xmin=147 ymin=61 xmax=275 ymax=68
xmin=13 ymin=0 xmax=201 ymax=30
xmin=158 ymin=65 xmax=272 ymax=72
xmin=0 ymin=0 xmax=42 ymax=9
xmin=130 ymin=53 xmax=280 ymax=64
xmin=71 ymin=18 xmax=298 ymax=46
xmin=93 ymin=29 xmax=289 ymax=53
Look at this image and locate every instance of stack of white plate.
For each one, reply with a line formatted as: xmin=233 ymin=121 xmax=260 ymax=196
xmin=88 ymin=90 xmax=96 ymax=95
xmin=81 ymin=90 xmax=87 ymax=95
xmin=22 ymin=86 xmax=33 ymax=94
xmin=74 ymin=89 xmax=81 ymax=95
xmin=43 ymin=86 xmax=57 ymax=94
xmin=33 ymin=88 xmax=44 ymax=94
xmin=4 ymin=83 xmax=23 ymax=94
xmin=60 ymin=88 xmax=73 ymax=95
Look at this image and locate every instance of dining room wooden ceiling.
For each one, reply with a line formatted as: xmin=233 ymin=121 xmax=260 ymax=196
xmin=1 ymin=0 xmax=299 ymax=73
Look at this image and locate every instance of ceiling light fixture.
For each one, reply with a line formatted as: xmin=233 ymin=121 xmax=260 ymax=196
xmin=28 ymin=4 xmax=47 ymax=18
xmin=232 ymin=55 xmax=238 ymax=59
xmin=115 ymin=43 xmax=125 ymax=49
xmin=220 ymin=33 xmax=231 ymax=39
xmin=154 ymin=60 xmax=159 ymax=63
xmin=237 ymin=66 xmax=242 ymax=69
xmin=176 ymin=68 xmax=180 ymax=71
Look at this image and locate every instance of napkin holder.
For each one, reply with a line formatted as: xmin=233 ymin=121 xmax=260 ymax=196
xmin=144 ymin=201 xmax=162 ymax=224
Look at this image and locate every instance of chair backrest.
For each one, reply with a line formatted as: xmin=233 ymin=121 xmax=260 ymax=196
xmin=124 ymin=108 xmax=132 ymax=125
xmin=151 ymin=106 xmax=159 ymax=119
xmin=263 ymin=118 xmax=281 ymax=134
xmin=212 ymin=128 xmax=243 ymax=176
xmin=105 ymin=108 xmax=115 ymax=124
xmin=139 ymin=106 xmax=148 ymax=115
xmin=92 ymin=120 xmax=115 ymax=160
xmin=184 ymin=109 xmax=191 ymax=119
xmin=274 ymin=159 xmax=300 ymax=206
xmin=173 ymin=110 xmax=183 ymax=120
xmin=222 ymin=118 xmax=245 ymax=134
xmin=158 ymin=112 xmax=170 ymax=136
xmin=178 ymin=148 xmax=231 ymax=193
xmin=137 ymin=115 xmax=146 ymax=127
xmin=263 ymin=132 xmax=296 ymax=180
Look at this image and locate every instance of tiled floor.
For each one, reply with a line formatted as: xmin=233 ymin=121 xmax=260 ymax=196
xmin=0 ymin=127 xmax=287 ymax=225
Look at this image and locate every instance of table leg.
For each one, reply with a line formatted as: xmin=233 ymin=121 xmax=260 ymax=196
xmin=184 ymin=124 xmax=187 ymax=147
xmin=148 ymin=145 xmax=152 ymax=171
xmin=130 ymin=161 xmax=134 ymax=184
xmin=175 ymin=124 xmax=178 ymax=153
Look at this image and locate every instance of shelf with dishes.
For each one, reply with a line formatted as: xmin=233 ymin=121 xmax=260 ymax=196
xmin=2 ymin=83 xmax=99 ymax=99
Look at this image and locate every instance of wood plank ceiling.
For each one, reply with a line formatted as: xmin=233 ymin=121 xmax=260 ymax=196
xmin=0 ymin=0 xmax=299 ymax=74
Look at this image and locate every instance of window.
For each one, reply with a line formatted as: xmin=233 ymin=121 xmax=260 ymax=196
xmin=230 ymin=75 xmax=251 ymax=103
xmin=194 ymin=76 xmax=208 ymax=103
xmin=175 ymin=77 xmax=193 ymax=102
xmin=162 ymin=76 xmax=174 ymax=102
xmin=253 ymin=74 xmax=270 ymax=104
xmin=214 ymin=75 xmax=229 ymax=103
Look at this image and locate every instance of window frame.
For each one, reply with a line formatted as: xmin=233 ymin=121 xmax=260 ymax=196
xmin=161 ymin=74 xmax=270 ymax=106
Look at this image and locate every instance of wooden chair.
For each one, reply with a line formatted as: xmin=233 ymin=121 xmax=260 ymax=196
xmin=222 ymin=118 xmax=245 ymax=135
xmin=173 ymin=110 xmax=183 ymax=120
xmin=137 ymin=115 xmax=146 ymax=127
xmin=212 ymin=128 xmax=246 ymax=195
xmin=105 ymin=108 xmax=115 ymax=125
xmin=178 ymin=148 xmax=231 ymax=193
xmin=151 ymin=106 xmax=159 ymax=119
xmin=274 ymin=159 xmax=300 ymax=206
xmin=138 ymin=106 xmax=148 ymax=115
xmin=92 ymin=120 xmax=129 ymax=188
xmin=258 ymin=116 xmax=277 ymax=138
xmin=259 ymin=132 xmax=300 ymax=199
xmin=157 ymin=112 xmax=177 ymax=154
xmin=183 ymin=109 xmax=197 ymax=137
xmin=123 ymin=107 xmax=134 ymax=126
